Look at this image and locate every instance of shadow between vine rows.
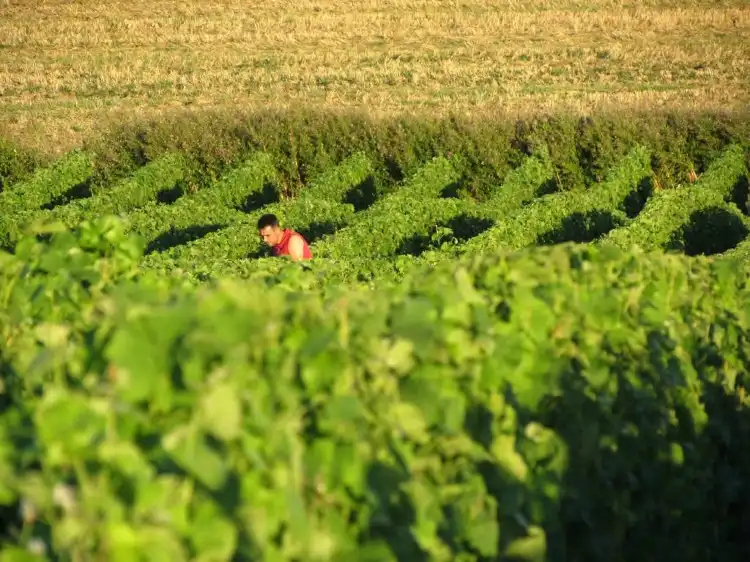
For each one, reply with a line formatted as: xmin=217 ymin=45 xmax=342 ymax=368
xmin=296 ymin=221 xmax=341 ymax=245
xmin=384 ymin=156 xmax=405 ymax=184
xmin=622 ymin=175 xmax=654 ymax=218
xmin=535 ymin=177 xmax=560 ymax=198
xmin=395 ymin=214 xmax=494 ymax=257
xmin=535 ymin=209 xmax=626 ymax=246
xmin=343 ymin=175 xmax=379 ymax=212
xmin=145 ymin=223 xmax=227 ymax=254
xmin=665 ymin=206 xmax=749 ymax=256
xmin=510 ymin=177 xmax=562 ymax=209
xmin=730 ymin=174 xmax=750 ymax=216
xmin=39 ymin=178 xmax=93 ymax=210
xmin=236 ymin=181 xmax=281 ymax=213
xmin=155 ymin=181 xmax=186 ymax=205
xmin=439 ymin=179 xmax=466 ymax=199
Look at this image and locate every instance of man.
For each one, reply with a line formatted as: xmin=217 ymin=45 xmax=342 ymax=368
xmin=257 ymin=213 xmax=312 ymax=261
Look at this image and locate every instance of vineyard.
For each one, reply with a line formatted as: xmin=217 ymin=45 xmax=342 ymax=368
xmin=3 ymin=140 xmax=749 ymax=281
xmin=2 ymin=132 xmax=750 ymax=561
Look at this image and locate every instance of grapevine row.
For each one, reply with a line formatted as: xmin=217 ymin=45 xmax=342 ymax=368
xmin=313 ymin=156 xmax=463 ymax=259
xmin=455 ymin=145 xmax=653 ymax=255
xmin=142 ymin=152 xmax=375 ymax=272
xmin=2 ymin=143 xmax=747 ymax=269
xmin=124 ymin=152 xmax=277 ymax=251
xmin=2 ymin=218 xmax=750 ymax=560
xmin=0 ymin=153 xmax=188 ymax=249
xmin=0 ymin=151 xmax=93 ymax=248
xmin=601 ymin=144 xmax=750 ymax=252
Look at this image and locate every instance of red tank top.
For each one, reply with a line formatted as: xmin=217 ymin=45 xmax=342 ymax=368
xmin=273 ymin=229 xmax=312 ymax=259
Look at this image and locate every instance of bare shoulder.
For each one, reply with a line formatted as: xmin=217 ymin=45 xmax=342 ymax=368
xmin=287 ymin=232 xmax=306 ymax=260
xmin=289 ymin=232 xmax=305 ymax=245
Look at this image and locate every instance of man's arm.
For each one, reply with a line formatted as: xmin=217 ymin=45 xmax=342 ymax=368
xmin=287 ymin=234 xmax=306 ymax=261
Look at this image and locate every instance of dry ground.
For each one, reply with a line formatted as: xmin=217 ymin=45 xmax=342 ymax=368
xmin=1 ymin=0 xmax=748 ymax=154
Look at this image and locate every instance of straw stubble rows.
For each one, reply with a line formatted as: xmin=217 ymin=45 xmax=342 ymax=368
xmin=1 ymin=0 xmax=748 ymax=153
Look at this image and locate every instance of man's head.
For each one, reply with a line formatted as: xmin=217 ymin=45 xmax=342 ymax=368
xmin=257 ymin=213 xmax=284 ymax=246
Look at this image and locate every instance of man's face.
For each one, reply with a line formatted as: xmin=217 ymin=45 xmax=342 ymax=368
xmin=259 ymin=225 xmax=282 ymax=247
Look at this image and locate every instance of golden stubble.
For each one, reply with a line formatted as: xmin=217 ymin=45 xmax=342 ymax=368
xmin=1 ymin=0 xmax=748 ymax=154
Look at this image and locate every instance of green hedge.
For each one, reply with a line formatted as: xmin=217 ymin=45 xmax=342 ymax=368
xmin=473 ymin=149 xmax=556 ymax=217
xmin=1 ymin=109 xmax=742 ymax=203
xmin=0 ymin=151 xmax=92 ymax=214
xmin=2 ymin=217 xmax=750 ymax=561
xmin=0 ymin=137 xmax=46 ymax=193
xmin=314 ymin=151 xmax=556 ymax=261
xmin=55 ymin=152 xmax=188 ymax=216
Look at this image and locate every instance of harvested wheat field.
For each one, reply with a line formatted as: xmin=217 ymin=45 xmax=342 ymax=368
xmin=1 ymin=0 xmax=749 ymax=153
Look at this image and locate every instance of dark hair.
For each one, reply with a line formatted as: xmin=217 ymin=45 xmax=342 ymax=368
xmin=257 ymin=213 xmax=279 ymax=229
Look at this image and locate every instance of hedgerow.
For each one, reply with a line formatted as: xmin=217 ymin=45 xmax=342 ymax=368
xmin=52 ymin=152 xmax=188 ymax=217
xmin=0 ymin=137 xmax=46 ymax=193
xmin=2 ymin=109 xmax=731 ymax=202
xmin=0 ymin=151 xmax=92 ymax=215
xmin=395 ymin=151 xmax=558 ymax=260
xmin=694 ymin=144 xmax=749 ymax=205
xmin=474 ymin=148 xmax=556 ymax=217
xmin=720 ymin=237 xmax=750 ymax=266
